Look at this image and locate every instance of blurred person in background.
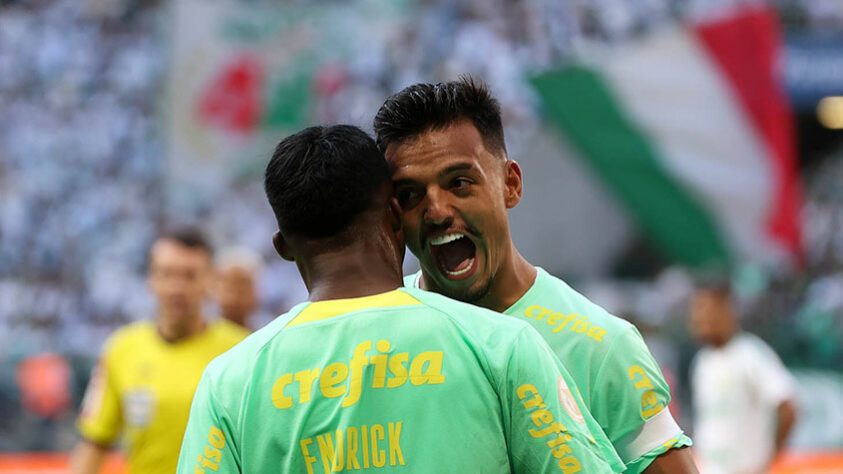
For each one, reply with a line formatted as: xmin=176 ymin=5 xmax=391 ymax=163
xmin=215 ymin=246 xmax=263 ymax=330
xmin=690 ymin=282 xmax=798 ymax=474
xmin=374 ymin=77 xmax=698 ymax=474
xmin=69 ymin=228 xmax=248 ymax=474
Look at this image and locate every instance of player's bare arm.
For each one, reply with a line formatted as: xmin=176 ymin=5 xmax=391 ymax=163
xmin=642 ymin=446 xmax=699 ymax=474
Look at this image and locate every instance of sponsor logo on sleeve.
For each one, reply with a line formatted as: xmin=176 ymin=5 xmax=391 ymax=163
xmin=557 ymin=376 xmax=585 ymax=424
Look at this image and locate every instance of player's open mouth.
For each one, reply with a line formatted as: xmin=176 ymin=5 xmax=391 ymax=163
xmin=428 ymin=232 xmax=478 ymax=280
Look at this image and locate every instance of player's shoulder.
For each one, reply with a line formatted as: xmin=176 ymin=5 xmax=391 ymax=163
xmin=732 ymin=332 xmax=780 ymax=360
xmin=102 ymin=319 xmax=156 ymax=354
xmin=400 ymin=287 xmax=533 ymax=340
xmin=526 ymin=268 xmax=634 ymax=334
xmin=207 ymin=318 xmax=251 ymax=345
xmin=203 ymin=308 xmax=301 ymax=383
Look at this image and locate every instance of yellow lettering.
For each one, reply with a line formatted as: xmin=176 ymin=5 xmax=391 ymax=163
xmin=361 ymin=425 xmax=369 ymax=469
xmin=371 ymin=424 xmax=386 ymax=468
xmin=320 ymin=363 xmax=349 ymax=398
xmin=197 ymin=455 xmax=219 ymax=471
xmin=346 ymin=427 xmax=360 ymax=470
xmin=344 ymin=341 xmax=372 ymax=407
xmin=208 ymin=427 xmax=226 ymax=449
xmin=642 ymin=390 xmax=659 ymax=408
xmin=295 ymin=368 xmax=320 ymax=403
xmin=300 ymin=438 xmax=317 ymax=474
xmin=371 ymin=340 xmax=391 ymax=388
xmin=386 ymin=353 xmax=408 ymax=388
xmin=409 ymin=351 xmax=445 ymax=385
xmin=558 ymin=456 xmax=582 ymax=473
xmin=642 ymin=404 xmax=664 ymax=419
xmin=332 ymin=430 xmax=344 ymax=472
xmin=523 ymin=393 xmax=546 ymax=409
xmin=388 ymin=422 xmax=404 ymax=466
xmin=203 ymin=446 xmax=221 ymax=463
xmin=552 ymin=314 xmax=579 ymax=333
xmin=525 ymin=305 xmax=551 ymax=320
xmin=531 ymin=409 xmax=553 ymax=426
xmin=628 ymin=365 xmax=645 ymax=380
xmin=546 ymin=312 xmax=564 ymax=325
xmin=529 ymin=422 xmax=566 ymax=438
xmin=587 ymin=327 xmax=606 ymax=341
xmin=551 ymin=443 xmax=573 ymax=458
xmin=316 ymin=433 xmax=340 ymax=474
xmin=194 ymin=466 xmax=205 ymax=474
xmin=575 ymin=321 xmax=591 ymax=333
xmin=271 ymin=373 xmax=294 ymax=409
xmin=517 ymin=384 xmax=537 ymax=400
xmin=547 ymin=432 xmax=572 ymax=448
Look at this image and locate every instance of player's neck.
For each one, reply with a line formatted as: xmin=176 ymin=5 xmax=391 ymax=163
xmin=302 ymin=240 xmax=403 ymax=302
xmin=477 ymin=244 xmax=536 ymax=313
xmin=157 ymin=312 xmax=206 ymax=343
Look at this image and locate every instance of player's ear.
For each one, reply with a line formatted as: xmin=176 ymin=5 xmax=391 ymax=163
xmin=503 ymin=160 xmax=523 ymax=209
xmin=272 ymin=231 xmax=295 ymax=262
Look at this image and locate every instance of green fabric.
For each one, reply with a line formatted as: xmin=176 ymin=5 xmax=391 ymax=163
xmin=530 ymin=67 xmax=730 ymax=267
xmin=406 ymin=270 xmax=692 ymax=473
xmin=177 ymin=288 xmax=623 ymax=473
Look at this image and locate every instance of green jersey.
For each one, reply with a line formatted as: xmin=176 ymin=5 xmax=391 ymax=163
xmin=406 ymin=269 xmax=692 ymax=474
xmin=177 ymin=288 xmax=624 ymax=473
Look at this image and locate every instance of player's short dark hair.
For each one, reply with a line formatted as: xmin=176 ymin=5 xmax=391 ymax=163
xmin=373 ymin=76 xmax=507 ymax=158
xmin=693 ymin=272 xmax=733 ymax=298
xmin=264 ymin=124 xmax=390 ymax=239
xmin=158 ymin=226 xmax=213 ymax=257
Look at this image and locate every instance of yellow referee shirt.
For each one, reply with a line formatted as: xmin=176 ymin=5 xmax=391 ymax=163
xmin=77 ymin=319 xmax=247 ymax=474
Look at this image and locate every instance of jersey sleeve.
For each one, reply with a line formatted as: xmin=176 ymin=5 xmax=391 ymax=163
xmin=77 ymin=349 xmax=122 ymax=445
xmin=592 ymin=325 xmax=691 ymax=473
xmin=501 ymin=326 xmax=625 ymax=473
xmin=177 ymin=369 xmax=240 ymax=474
xmin=748 ymin=339 xmax=795 ymax=406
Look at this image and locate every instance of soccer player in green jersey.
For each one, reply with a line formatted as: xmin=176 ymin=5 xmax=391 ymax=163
xmin=373 ymin=78 xmax=699 ymax=474
xmin=177 ymin=125 xmax=623 ymax=473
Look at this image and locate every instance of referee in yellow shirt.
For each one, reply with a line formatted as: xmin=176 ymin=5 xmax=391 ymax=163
xmin=69 ymin=228 xmax=248 ymax=474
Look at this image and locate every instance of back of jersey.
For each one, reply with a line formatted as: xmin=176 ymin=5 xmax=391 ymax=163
xmin=178 ymin=288 xmax=621 ymax=473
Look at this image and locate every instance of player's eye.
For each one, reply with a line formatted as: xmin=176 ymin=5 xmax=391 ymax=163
xmin=451 ymin=177 xmax=472 ymax=190
xmin=395 ymin=187 xmax=421 ymax=209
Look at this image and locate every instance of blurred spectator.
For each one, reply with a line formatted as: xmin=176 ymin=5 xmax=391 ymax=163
xmin=689 ymin=282 xmax=798 ymax=474
xmin=69 ymin=228 xmax=248 ymax=474
xmin=214 ymin=246 xmax=262 ymax=330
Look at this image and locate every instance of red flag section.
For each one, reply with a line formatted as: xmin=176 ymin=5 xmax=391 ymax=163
xmin=694 ymin=7 xmax=803 ymax=262
xmin=196 ymin=55 xmax=264 ymax=134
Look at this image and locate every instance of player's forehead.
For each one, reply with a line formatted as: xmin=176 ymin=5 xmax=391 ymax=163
xmin=385 ymin=121 xmax=497 ymax=182
xmin=149 ymin=239 xmax=211 ymax=267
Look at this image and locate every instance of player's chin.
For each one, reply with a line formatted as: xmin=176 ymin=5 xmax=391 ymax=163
xmin=429 ymin=264 xmax=490 ymax=303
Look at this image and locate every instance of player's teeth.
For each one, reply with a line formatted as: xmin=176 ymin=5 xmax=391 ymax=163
xmin=444 ymin=258 xmax=474 ymax=276
xmin=429 ymin=233 xmax=464 ymax=246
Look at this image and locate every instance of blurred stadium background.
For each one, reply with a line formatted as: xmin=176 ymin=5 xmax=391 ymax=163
xmin=1 ymin=0 xmax=842 ymax=471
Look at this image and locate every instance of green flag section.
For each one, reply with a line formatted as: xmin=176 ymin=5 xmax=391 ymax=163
xmin=531 ymin=6 xmax=802 ymax=269
xmin=531 ymin=68 xmax=730 ymax=267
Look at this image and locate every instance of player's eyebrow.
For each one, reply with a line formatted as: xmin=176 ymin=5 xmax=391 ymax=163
xmin=438 ymin=162 xmax=475 ymax=176
xmin=391 ymin=161 xmax=477 ymax=188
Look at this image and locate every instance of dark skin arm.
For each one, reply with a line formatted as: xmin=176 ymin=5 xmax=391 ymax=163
xmin=774 ymin=399 xmax=797 ymax=456
xmin=642 ymin=446 xmax=699 ymax=474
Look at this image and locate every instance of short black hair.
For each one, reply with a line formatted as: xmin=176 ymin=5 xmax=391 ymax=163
xmin=373 ymin=76 xmax=507 ymax=158
xmin=158 ymin=226 xmax=213 ymax=257
xmin=264 ymin=124 xmax=390 ymax=238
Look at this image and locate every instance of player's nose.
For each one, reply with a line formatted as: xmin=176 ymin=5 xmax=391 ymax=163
xmin=422 ymin=189 xmax=453 ymax=226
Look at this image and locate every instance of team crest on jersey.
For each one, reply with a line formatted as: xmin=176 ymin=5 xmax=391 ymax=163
xmin=123 ymin=389 xmax=155 ymax=427
xmin=557 ymin=376 xmax=584 ymax=423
